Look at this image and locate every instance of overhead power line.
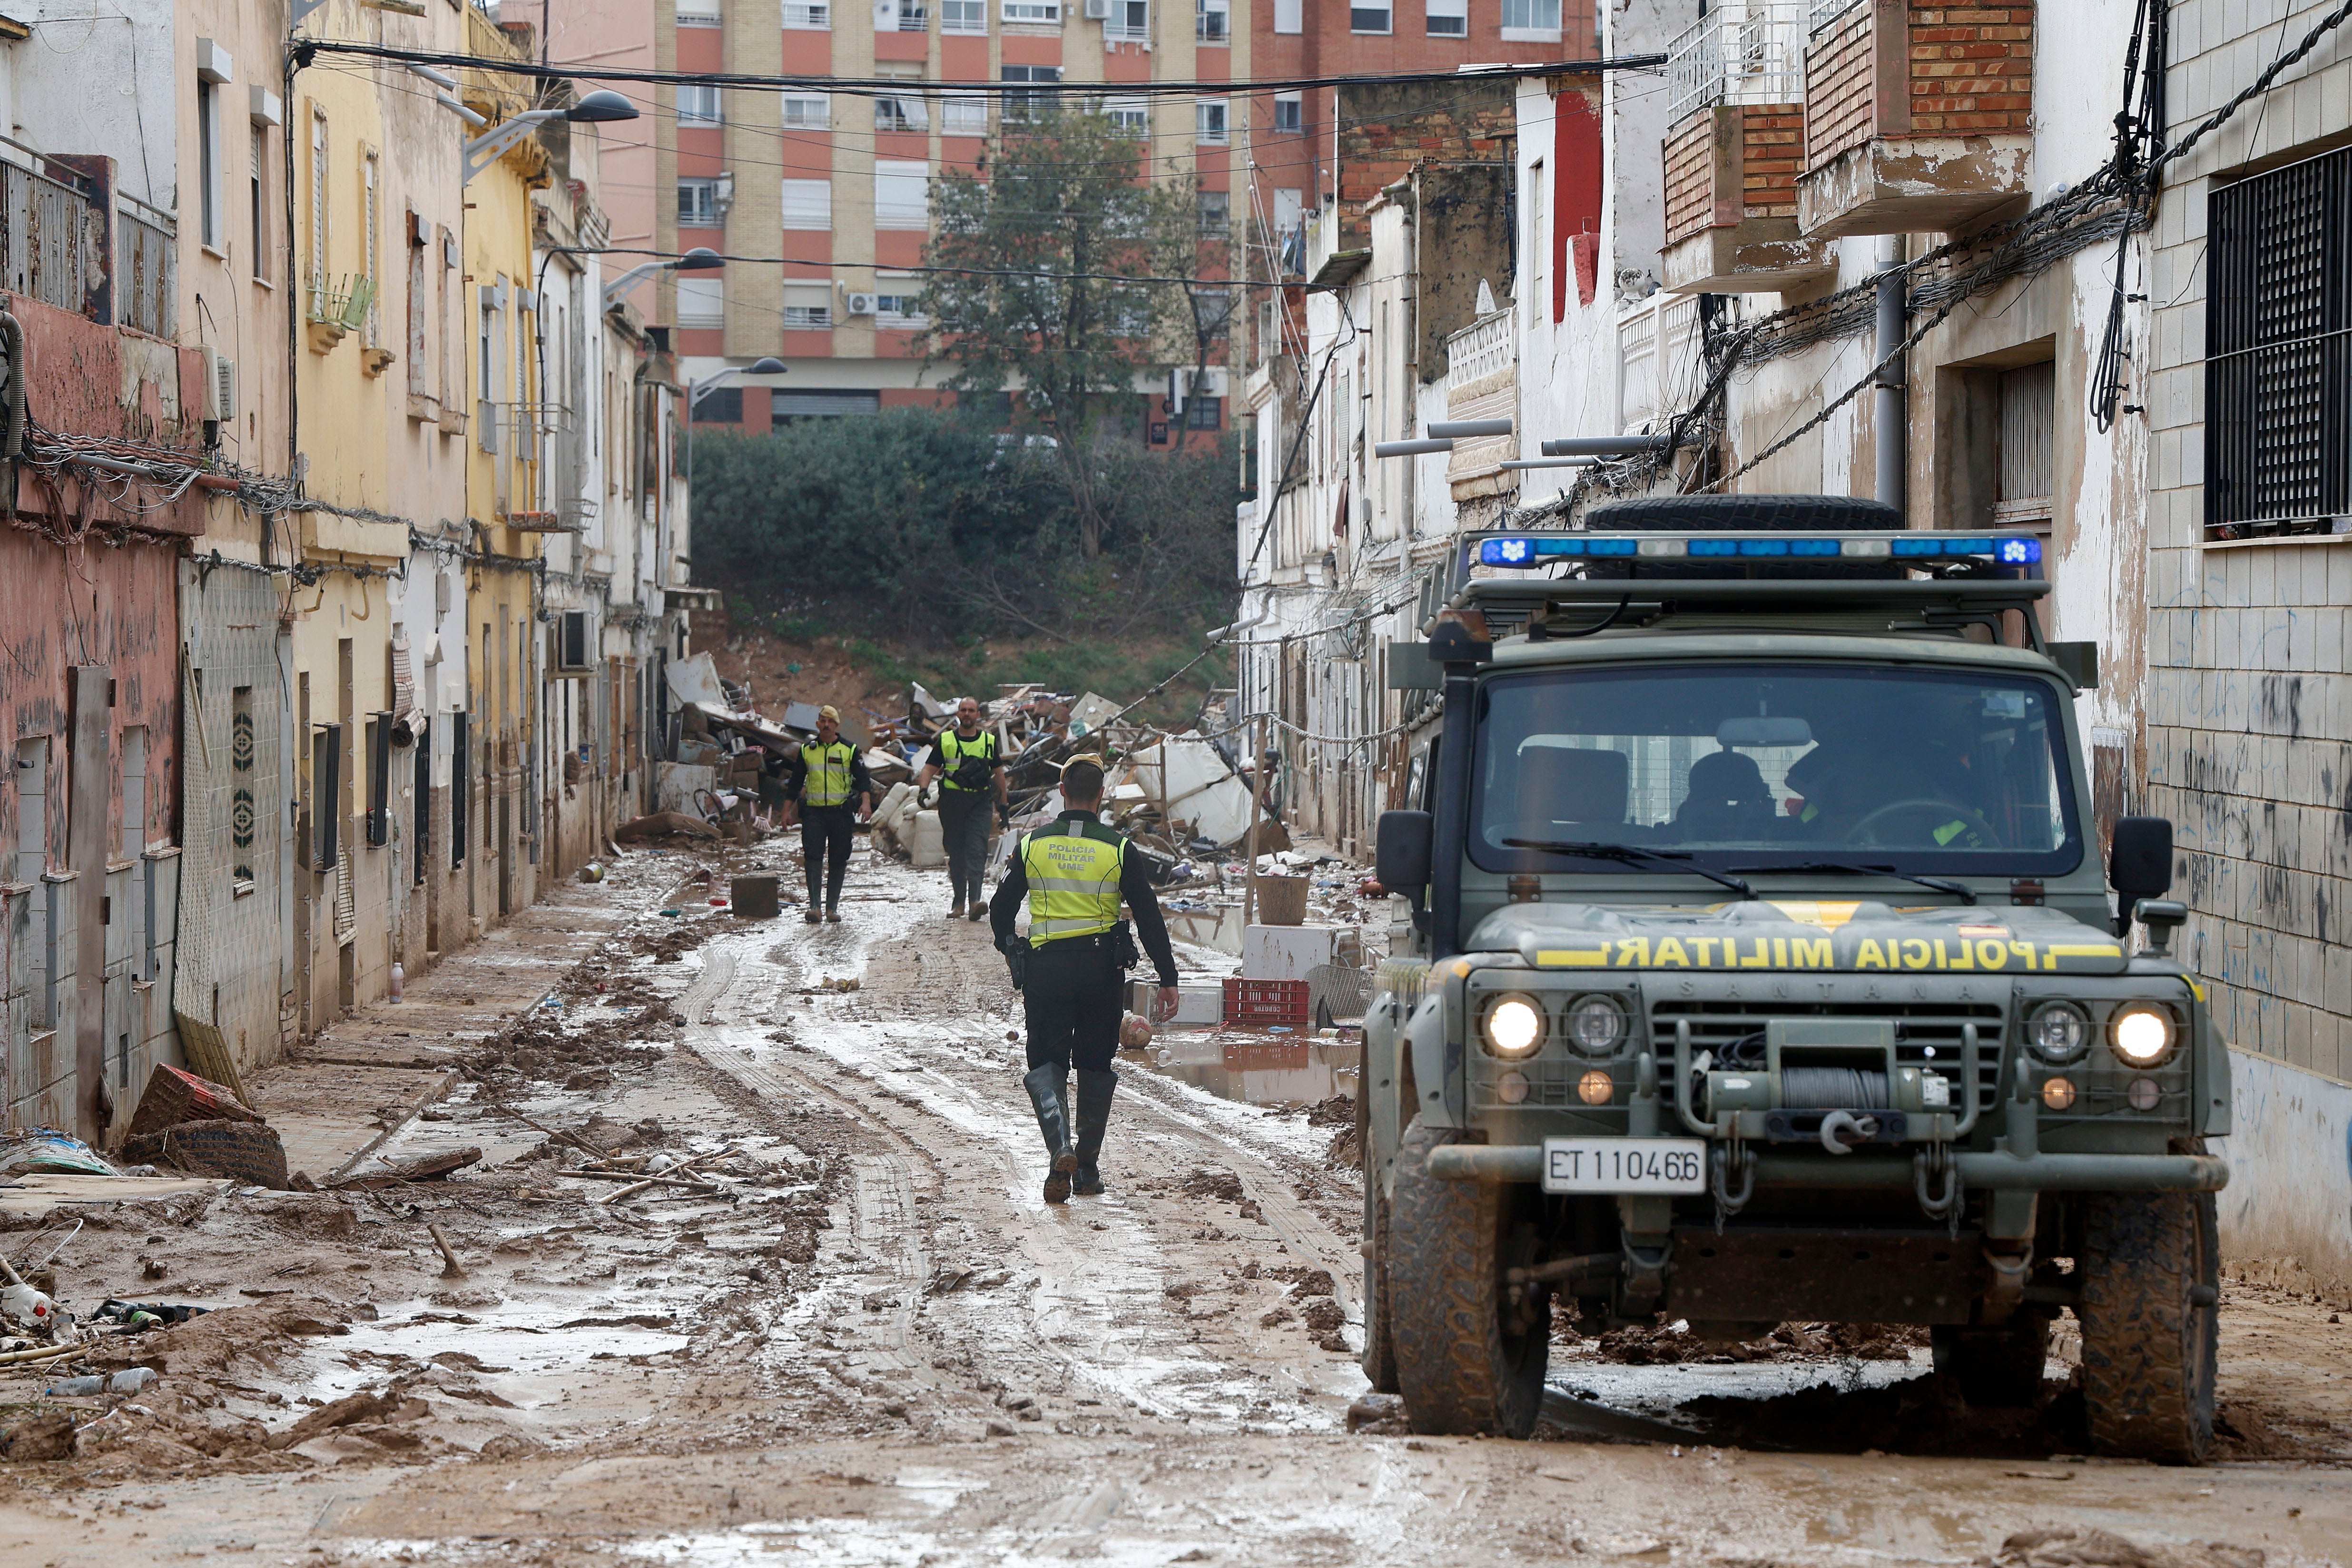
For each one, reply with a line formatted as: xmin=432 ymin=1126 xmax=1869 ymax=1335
xmin=583 ymin=246 xmax=1235 ymax=289
xmin=288 ymin=38 xmax=1668 ymax=100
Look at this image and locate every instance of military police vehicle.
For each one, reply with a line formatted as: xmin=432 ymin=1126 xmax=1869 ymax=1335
xmin=1360 ymin=494 xmax=2228 ymax=1463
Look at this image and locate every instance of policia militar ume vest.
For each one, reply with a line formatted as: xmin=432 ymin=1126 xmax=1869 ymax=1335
xmin=988 ymin=757 xmax=1178 ymax=1204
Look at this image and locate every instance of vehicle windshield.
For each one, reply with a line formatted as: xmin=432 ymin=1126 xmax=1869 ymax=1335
xmin=1468 ymin=663 xmax=2082 ymax=877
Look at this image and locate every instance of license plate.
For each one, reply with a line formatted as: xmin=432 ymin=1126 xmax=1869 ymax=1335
xmin=1541 ymin=1138 xmax=1707 ymax=1194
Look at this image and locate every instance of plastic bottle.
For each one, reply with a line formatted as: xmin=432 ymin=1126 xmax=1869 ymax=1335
xmin=389 ymin=961 xmax=405 ymax=1002
xmin=44 ymin=1369 xmax=156 ymax=1397
xmin=0 ymin=1282 xmax=53 ymax=1326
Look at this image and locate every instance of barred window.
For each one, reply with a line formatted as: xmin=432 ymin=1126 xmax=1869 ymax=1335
xmin=2205 ymin=144 xmax=2352 ymax=542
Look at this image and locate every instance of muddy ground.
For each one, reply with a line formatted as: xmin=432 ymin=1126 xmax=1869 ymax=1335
xmin=0 ymin=848 xmax=2347 ymax=1565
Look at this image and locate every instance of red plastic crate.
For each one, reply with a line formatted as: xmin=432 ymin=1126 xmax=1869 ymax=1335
xmin=1222 ymin=977 xmax=1310 ymax=1028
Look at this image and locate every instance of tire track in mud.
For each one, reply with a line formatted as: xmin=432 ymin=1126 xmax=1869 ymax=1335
xmin=842 ymin=908 xmax=1362 ymax=1328
xmin=680 ymin=926 xmax=1197 ymax=1424
xmin=679 ymin=942 xmax=933 ymax=1362
xmin=1114 ymin=1079 xmax=1363 ymax=1325
xmin=758 ymin=899 xmax=1358 ymax=1426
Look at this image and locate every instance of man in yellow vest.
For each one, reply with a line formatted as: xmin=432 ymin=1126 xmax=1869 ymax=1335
xmin=917 ymin=695 xmax=1008 ymax=921
xmin=789 ymin=705 xmax=872 ymax=924
xmin=988 ymin=756 xmax=1179 ymax=1204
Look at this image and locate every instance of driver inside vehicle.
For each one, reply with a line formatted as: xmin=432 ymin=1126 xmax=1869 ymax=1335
xmin=1780 ymin=722 xmax=1997 ymax=848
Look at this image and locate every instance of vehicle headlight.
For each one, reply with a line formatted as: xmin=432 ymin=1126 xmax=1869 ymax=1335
xmin=2110 ymin=1005 xmax=2175 ymax=1067
xmin=1567 ymin=995 xmax=1628 ymax=1057
xmin=2026 ymin=1001 xmax=2090 ymax=1065
xmin=1482 ymin=994 xmax=1546 ymax=1059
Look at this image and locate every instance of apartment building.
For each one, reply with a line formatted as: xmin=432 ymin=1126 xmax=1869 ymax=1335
xmin=639 ymin=0 xmax=1240 ymax=435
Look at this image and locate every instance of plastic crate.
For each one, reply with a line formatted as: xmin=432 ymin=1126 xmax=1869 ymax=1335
xmin=1222 ymin=977 xmax=1310 ymax=1028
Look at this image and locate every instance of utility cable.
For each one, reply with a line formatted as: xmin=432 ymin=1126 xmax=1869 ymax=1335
xmin=288 ymin=37 xmax=1667 ymax=100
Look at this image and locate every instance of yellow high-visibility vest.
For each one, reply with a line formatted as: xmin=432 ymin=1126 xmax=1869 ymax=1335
xmin=800 ymin=740 xmax=857 ymax=808
xmin=938 ymin=727 xmax=999 ymax=791
xmin=1022 ymin=820 xmax=1125 ymax=944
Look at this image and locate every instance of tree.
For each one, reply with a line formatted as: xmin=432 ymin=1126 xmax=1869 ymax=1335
xmin=688 ymin=407 xmax=1239 ymax=649
xmin=690 ymin=408 xmax=1048 ymax=637
xmin=921 ymin=106 xmax=1226 ymax=558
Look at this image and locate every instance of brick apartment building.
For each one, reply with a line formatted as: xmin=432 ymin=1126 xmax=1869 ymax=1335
xmin=626 ymin=0 xmax=1581 ymax=439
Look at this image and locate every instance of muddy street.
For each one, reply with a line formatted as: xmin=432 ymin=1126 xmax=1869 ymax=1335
xmin=0 ymin=848 xmax=2346 ymax=1566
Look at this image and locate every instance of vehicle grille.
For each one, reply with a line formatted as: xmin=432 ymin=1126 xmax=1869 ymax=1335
xmin=1648 ymin=999 xmax=2006 ymax=1115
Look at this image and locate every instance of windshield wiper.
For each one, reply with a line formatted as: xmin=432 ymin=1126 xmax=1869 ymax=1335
xmin=1504 ymin=839 xmax=1757 ymax=900
xmin=1725 ymin=860 xmax=1978 ymax=905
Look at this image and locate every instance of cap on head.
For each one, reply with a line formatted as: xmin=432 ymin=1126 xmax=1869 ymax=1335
xmin=817 ymin=705 xmax=840 ymax=724
xmin=1062 ymin=756 xmax=1106 ymax=799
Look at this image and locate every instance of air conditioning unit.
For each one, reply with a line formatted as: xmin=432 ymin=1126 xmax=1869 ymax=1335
xmin=203 ymin=347 xmax=237 ymax=423
xmin=1083 ymin=0 xmax=1111 ymax=17
xmin=844 ymin=292 xmax=878 ymax=316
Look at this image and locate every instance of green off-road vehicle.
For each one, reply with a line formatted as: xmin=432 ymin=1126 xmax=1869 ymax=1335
xmin=1361 ymin=494 xmax=2229 ymax=1462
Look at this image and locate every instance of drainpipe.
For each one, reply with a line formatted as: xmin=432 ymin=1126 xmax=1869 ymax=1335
xmin=1873 ymin=234 xmax=1907 ymax=515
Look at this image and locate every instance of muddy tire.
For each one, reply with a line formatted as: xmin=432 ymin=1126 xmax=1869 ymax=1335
xmin=1359 ymin=1088 xmax=1399 ymax=1393
xmin=1931 ymin=1312 xmax=2053 ymax=1407
xmin=1388 ymin=1118 xmax=1547 ymax=1438
xmin=2078 ymin=1188 xmax=2218 ymax=1464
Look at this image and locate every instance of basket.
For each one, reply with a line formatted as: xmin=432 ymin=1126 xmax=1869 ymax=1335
xmin=1222 ymin=977 xmax=1310 ymax=1028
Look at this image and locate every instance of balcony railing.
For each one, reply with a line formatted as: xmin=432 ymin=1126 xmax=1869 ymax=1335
xmin=895 ymin=4 xmax=930 ymax=28
xmin=0 ymin=152 xmax=106 ymax=319
xmin=1444 ymin=307 xmax=1517 ymax=495
xmin=116 ymin=196 xmax=176 ymax=338
xmin=1619 ymin=291 xmax=1702 ymax=432
xmin=1446 ymin=308 xmax=1514 ymax=391
xmin=1666 ymin=0 xmax=1807 ymax=124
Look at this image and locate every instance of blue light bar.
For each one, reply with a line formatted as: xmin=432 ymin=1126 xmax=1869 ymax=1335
xmin=1474 ymin=533 xmax=2044 ymax=568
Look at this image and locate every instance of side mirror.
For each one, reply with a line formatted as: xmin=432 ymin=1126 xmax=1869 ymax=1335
xmin=2107 ymin=816 xmax=2174 ymax=937
xmin=2047 ymin=641 xmax=2100 ymax=690
xmin=1376 ymin=809 xmax=1433 ymax=896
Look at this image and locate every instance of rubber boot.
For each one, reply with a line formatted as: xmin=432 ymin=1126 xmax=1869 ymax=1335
xmin=1023 ymin=1063 xmax=1077 ymax=1204
xmin=1070 ymin=1069 xmax=1118 ymax=1197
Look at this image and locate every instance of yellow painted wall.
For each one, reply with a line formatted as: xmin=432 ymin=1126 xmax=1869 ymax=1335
xmin=456 ymin=6 xmax=552 ymax=927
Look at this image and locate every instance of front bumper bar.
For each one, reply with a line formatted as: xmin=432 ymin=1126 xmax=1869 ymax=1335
xmin=1427 ymin=1144 xmax=2229 ymax=1193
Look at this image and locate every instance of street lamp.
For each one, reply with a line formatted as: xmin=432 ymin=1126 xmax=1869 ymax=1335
xmin=685 ymin=356 xmax=788 ymax=508
xmin=690 ymin=356 xmax=789 ymax=413
xmin=602 ymin=247 xmax=724 ymax=312
xmin=464 ymin=90 xmax=639 ymax=184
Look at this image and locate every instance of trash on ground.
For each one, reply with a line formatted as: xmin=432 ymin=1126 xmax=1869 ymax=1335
xmin=0 ymin=1131 xmax=121 ymax=1179
xmin=127 ymin=1065 xmax=265 ymax=1139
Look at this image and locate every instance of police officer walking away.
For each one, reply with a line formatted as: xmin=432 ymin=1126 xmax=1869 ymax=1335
xmin=917 ymin=695 xmax=1007 ymax=921
xmin=789 ymin=705 xmax=872 ymax=924
xmin=989 ymin=757 xmax=1178 ymax=1203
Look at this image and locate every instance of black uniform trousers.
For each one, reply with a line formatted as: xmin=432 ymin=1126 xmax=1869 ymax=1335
xmin=800 ymin=805 xmax=856 ymax=909
xmin=1022 ymin=933 xmax=1125 ymax=1076
xmin=938 ymin=790 xmax=993 ymax=907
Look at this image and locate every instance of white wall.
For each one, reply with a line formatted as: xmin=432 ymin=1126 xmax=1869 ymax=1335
xmin=4 ymin=0 xmax=177 ymax=208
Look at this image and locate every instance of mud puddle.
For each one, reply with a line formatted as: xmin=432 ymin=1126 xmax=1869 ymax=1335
xmin=1142 ymin=1034 xmax=1361 ymax=1108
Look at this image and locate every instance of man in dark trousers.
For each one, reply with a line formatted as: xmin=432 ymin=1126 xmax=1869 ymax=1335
xmin=916 ymin=695 xmax=1007 ymax=921
xmin=788 ymin=705 xmax=871 ymax=923
xmin=990 ymin=757 xmax=1179 ymax=1203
